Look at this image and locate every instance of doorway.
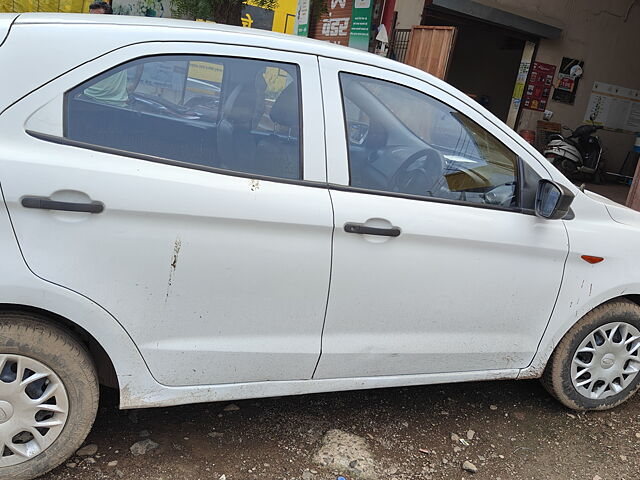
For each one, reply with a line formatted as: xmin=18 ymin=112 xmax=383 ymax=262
xmin=421 ymin=8 xmax=538 ymax=123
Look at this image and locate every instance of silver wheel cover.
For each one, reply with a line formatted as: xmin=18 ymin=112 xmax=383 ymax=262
xmin=571 ymin=322 xmax=640 ymax=400
xmin=0 ymin=354 xmax=69 ymax=467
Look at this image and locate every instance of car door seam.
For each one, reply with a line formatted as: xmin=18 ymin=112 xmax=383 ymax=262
xmin=312 ymin=53 xmax=333 ymax=378
xmin=518 ymin=219 xmax=571 ymax=377
xmin=312 ymin=191 xmax=335 ymax=379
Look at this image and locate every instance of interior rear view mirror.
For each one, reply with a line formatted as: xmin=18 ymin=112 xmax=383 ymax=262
xmin=535 ymin=179 xmax=575 ymax=220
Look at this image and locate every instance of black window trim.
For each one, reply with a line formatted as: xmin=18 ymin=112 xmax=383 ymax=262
xmin=328 ymin=183 xmax=530 ymax=215
xmin=26 ymin=130 xmax=321 ymax=189
xmin=27 ymin=60 xmax=542 ymax=215
xmin=62 ymin=53 xmax=305 ymax=181
xmin=27 ymin=129 xmax=539 ymax=216
xmin=337 ymin=70 xmax=532 ymax=214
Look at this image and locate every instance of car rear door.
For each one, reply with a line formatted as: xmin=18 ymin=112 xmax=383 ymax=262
xmin=314 ymin=57 xmax=569 ymax=379
xmin=0 ymin=42 xmax=332 ymax=387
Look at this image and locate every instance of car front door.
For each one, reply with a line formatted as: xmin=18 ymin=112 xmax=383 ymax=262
xmin=0 ymin=43 xmax=331 ymax=387
xmin=314 ymin=58 xmax=569 ymax=379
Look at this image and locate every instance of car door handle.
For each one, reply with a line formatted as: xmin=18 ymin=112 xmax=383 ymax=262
xmin=21 ymin=196 xmax=104 ymax=214
xmin=344 ymin=222 xmax=401 ymax=237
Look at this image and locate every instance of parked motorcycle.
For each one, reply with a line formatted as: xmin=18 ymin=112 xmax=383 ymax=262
xmin=543 ymin=120 xmax=605 ymax=183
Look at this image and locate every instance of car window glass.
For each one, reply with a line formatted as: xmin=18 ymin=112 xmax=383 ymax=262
xmin=340 ymin=73 xmax=518 ymax=208
xmin=66 ymin=55 xmax=301 ymax=180
xmin=343 ymin=97 xmax=370 ymax=145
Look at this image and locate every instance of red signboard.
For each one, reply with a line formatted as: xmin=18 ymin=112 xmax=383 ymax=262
xmin=310 ymin=0 xmax=354 ymax=46
xmin=522 ymin=62 xmax=556 ymax=111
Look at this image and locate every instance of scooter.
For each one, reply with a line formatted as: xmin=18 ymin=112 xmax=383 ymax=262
xmin=543 ymin=120 xmax=605 ymax=183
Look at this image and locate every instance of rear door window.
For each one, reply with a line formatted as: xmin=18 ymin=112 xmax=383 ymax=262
xmin=65 ymin=55 xmax=301 ymax=179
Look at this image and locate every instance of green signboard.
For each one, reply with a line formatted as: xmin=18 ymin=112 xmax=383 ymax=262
xmin=348 ymin=0 xmax=373 ymax=50
xmin=296 ymin=0 xmax=310 ymax=37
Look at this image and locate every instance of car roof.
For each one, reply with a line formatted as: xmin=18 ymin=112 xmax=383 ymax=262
xmin=15 ymin=13 xmax=444 ymax=87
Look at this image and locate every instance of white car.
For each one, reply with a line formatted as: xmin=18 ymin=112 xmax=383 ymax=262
xmin=1 ymin=13 xmax=639 ymax=480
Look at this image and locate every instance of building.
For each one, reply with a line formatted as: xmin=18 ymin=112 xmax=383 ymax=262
xmin=2 ymin=0 xmax=638 ymax=184
xmin=387 ymin=0 xmax=639 ymax=178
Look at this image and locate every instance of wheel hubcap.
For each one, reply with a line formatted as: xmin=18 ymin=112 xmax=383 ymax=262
xmin=0 ymin=354 xmax=69 ymax=467
xmin=571 ymin=322 xmax=640 ymax=400
xmin=0 ymin=401 xmax=14 ymax=424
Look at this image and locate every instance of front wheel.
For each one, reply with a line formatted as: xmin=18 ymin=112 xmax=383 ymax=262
xmin=542 ymin=299 xmax=640 ymax=410
xmin=592 ymin=158 xmax=607 ymax=184
xmin=0 ymin=313 xmax=99 ymax=480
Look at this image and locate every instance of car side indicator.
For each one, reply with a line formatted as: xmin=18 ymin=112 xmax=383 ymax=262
xmin=581 ymin=255 xmax=604 ymax=264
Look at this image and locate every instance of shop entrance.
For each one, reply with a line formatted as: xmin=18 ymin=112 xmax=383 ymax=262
xmin=420 ymin=8 xmax=538 ymax=124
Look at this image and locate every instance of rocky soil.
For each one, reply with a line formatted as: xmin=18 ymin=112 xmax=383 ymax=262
xmin=43 ymin=379 xmax=640 ymax=480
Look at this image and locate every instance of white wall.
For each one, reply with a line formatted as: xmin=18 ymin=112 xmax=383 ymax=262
xmin=394 ymin=0 xmax=425 ymax=29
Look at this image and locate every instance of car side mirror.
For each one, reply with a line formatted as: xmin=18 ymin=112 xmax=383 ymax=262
xmin=535 ymin=179 xmax=575 ymax=220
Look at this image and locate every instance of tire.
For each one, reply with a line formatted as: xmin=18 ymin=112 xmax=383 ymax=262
xmin=542 ymin=299 xmax=640 ymax=410
xmin=552 ymin=158 xmax=565 ymax=175
xmin=592 ymin=167 xmax=606 ymax=185
xmin=0 ymin=312 xmax=99 ymax=480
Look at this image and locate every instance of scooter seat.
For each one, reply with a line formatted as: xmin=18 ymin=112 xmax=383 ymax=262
xmin=565 ymin=137 xmax=581 ymax=149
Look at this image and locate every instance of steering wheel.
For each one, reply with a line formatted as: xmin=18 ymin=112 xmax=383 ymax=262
xmin=388 ymin=148 xmax=445 ymax=196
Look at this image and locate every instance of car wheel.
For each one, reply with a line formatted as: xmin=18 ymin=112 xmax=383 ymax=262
xmin=542 ymin=299 xmax=640 ymax=410
xmin=0 ymin=313 xmax=99 ymax=480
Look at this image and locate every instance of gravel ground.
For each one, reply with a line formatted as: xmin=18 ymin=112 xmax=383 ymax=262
xmin=43 ymin=379 xmax=639 ymax=480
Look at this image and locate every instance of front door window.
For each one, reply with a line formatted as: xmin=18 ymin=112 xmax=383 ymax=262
xmin=340 ymin=73 xmax=521 ymax=209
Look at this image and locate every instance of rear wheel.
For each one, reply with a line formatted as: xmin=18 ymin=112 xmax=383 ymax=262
xmin=542 ymin=300 xmax=640 ymax=410
xmin=551 ymin=157 xmax=571 ymax=177
xmin=0 ymin=313 xmax=99 ymax=480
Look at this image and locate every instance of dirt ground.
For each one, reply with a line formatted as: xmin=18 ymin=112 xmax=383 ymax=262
xmin=42 ymin=379 xmax=639 ymax=480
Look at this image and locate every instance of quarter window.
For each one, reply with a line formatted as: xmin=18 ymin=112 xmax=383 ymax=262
xmin=66 ymin=55 xmax=301 ymax=180
xmin=340 ymin=73 xmax=519 ymax=208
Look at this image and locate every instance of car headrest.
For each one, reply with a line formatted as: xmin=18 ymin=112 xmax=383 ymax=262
xmin=270 ymin=83 xmax=298 ymax=128
xmin=223 ymin=83 xmax=257 ymax=124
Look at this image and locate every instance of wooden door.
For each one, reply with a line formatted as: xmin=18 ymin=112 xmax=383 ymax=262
xmin=404 ymin=26 xmax=457 ymax=80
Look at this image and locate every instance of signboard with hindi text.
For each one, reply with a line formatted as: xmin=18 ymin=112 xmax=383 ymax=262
xmin=311 ymin=0 xmax=353 ymax=46
xmin=348 ymin=0 xmax=373 ymax=51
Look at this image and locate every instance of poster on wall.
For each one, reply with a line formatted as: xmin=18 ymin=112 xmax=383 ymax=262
xmin=522 ymin=62 xmax=556 ymax=111
xmin=509 ymin=61 xmax=532 ymax=110
xmin=585 ymin=81 xmax=640 ymax=133
xmin=311 ymin=0 xmax=353 ymax=46
xmin=552 ymin=57 xmax=584 ymax=104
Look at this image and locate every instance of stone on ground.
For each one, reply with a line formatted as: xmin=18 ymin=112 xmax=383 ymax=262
xmin=313 ymin=429 xmax=376 ymax=479
xmin=76 ymin=444 xmax=98 ymax=456
xmin=130 ymin=439 xmax=159 ymax=456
